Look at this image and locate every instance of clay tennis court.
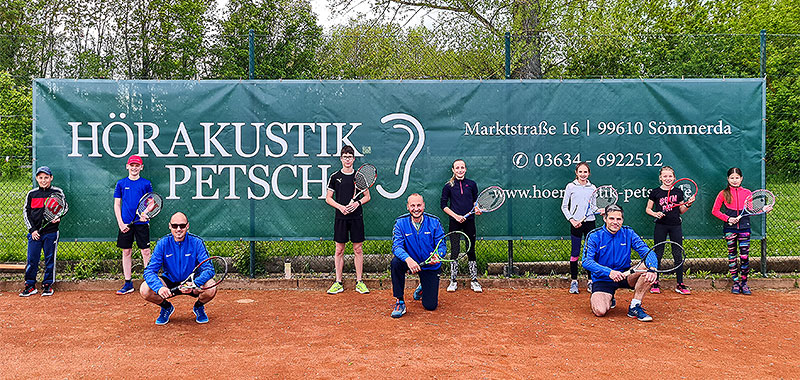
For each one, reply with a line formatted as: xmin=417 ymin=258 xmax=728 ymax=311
xmin=2 ymin=284 xmax=799 ymax=378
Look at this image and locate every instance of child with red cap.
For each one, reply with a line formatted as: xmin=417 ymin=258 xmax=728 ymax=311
xmin=113 ymin=155 xmax=153 ymax=295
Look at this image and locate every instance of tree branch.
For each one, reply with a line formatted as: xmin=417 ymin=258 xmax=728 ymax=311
xmin=388 ymin=0 xmax=501 ymax=35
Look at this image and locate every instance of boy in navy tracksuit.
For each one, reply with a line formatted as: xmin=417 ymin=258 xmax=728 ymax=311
xmin=583 ymin=204 xmax=658 ymax=322
xmin=21 ymin=166 xmax=66 ymax=297
xmin=390 ymin=193 xmax=445 ymax=318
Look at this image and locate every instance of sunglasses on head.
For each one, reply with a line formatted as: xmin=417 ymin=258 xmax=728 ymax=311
xmin=170 ymin=223 xmax=187 ymax=229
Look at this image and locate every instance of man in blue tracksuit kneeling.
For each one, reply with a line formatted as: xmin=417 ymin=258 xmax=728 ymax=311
xmin=389 ymin=193 xmax=446 ymax=318
xmin=583 ymin=204 xmax=658 ymax=322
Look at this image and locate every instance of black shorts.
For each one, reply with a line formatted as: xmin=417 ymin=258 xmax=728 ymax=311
xmin=117 ymin=223 xmax=151 ymax=249
xmin=160 ymin=275 xmax=199 ymax=298
xmin=333 ymin=218 xmax=365 ymax=243
xmin=591 ymin=277 xmax=635 ymax=295
xmin=570 ymin=220 xmax=596 ymax=238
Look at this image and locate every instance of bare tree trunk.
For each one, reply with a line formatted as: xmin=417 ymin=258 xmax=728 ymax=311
xmin=512 ymin=0 xmax=543 ymax=79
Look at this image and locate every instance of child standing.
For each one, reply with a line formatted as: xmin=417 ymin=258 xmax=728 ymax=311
xmin=113 ymin=155 xmax=153 ymax=295
xmin=325 ymin=145 xmax=370 ymax=294
xmin=20 ymin=166 xmax=66 ymax=297
xmin=645 ymin=166 xmax=694 ymax=295
xmin=440 ymin=159 xmax=481 ymax=292
xmin=711 ymin=167 xmax=767 ymax=295
xmin=560 ymin=162 xmax=596 ymax=294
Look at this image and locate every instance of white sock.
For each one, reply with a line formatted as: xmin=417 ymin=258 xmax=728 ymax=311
xmin=630 ymin=298 xmax=642 ymax=308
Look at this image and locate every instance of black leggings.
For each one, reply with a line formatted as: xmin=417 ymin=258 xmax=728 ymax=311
xmin=570 ymin=220 xmax=595 ymax=280
xmin=449 ymin=217 xmax=477 ymax=261
xmin=654 ymin=223 xmax=684 ymax=284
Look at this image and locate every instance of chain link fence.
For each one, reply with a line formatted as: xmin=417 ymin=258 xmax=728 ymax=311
xmin=1 ymin=31 xmax=798 ymax=280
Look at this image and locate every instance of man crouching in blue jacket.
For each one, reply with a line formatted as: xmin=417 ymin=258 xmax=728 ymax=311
xmin=140 ymin=212 xmax=216 ymax=325
xmin=389 ymin=193 xmax=446 ymax=318
xmin=583 ymin=204 xmax=658 ymax=322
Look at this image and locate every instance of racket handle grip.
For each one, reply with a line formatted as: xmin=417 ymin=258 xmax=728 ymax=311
xmin=167 ymin=286 xmax=180 ymax=294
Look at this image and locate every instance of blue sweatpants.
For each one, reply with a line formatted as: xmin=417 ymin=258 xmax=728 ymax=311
xmin=25 ymin=231 xmax=59 ymax=287
xmin=391 ymin=257 xmax=440 ymax=311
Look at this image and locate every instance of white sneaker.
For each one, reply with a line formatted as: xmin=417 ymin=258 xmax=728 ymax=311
xmin=569 ymin=280 xmax=579 ymax=294
xmin=447 ymin=280 xmax=457 ymax=292
xmin=470 ymin=280 xmax=483 ymax=293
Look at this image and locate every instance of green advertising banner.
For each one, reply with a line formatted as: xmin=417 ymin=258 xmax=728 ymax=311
xmin=33 ymin=79 xmax=765 ymax=241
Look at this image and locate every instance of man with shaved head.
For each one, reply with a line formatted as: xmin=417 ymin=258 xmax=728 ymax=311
xmin=140 ymin=212 xmax=217 ymax=325
xmin=389 ymin=193 xmax=446 ymax=318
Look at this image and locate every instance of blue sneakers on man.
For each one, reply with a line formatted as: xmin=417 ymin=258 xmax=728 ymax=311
xmin=193 ymin=305 xmax=209 ymax=324
xmin=413 ymin=284 xmax=423 ymax=300
xmin=155 ymin=304 xmax=175 ymax=325
xmin=391 ymin=300 xmax=406 ymax=318
xmin=627 ymin=304 xmax=653 ymax=322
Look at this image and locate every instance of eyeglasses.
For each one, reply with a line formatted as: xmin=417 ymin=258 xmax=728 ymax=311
xmin=170 ymin=223 xmax=187 ymax=230
xmin=341 ymin=155 xmax=355 ymax=160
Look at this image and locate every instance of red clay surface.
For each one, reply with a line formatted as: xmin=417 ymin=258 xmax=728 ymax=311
xmin=1 ymin=287 xmax=799 ymax=379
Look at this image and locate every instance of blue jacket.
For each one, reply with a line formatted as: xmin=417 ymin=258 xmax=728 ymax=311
xmin=144 ymin=233 xmax=213 ymax=291
xmin=582 ymin=225 xmax=655 ymax=282
xmin=392 ymin=212 xmax=446 ymax=271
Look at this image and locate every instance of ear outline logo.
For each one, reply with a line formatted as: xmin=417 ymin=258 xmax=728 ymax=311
xmin=376 ymin=113 xmax=425 ymax=199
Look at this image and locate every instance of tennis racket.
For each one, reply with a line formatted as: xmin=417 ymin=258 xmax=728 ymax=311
xmin=127 ymin=192 xmax=163 ymax=227
xmin=39 ymin=192 xmax=68 ymax=230
xmin=352 ymin=163 xmax=377 ymax=201
xmin=463 ymin=186 xmax=506 ymax=218
xmin=168 ymin=255 xmax=228 ymax=297
xmin=667 ymin=178 xmax=698 ymax=208
xmin=420 ymin=230 xmax=472 ymax=266
xmin=622 ymin=240 xmax=686 ymax=277
xmin=734 ymin=189 xmax=776 ymax=219
xmin=580 ymin=185 xmax=618 ymax=222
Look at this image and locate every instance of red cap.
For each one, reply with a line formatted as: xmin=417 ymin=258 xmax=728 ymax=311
xmin=127 ymin=155 xmax=143 ymax=165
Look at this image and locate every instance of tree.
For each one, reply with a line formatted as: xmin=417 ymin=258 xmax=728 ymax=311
xmin=318 ymin=21 xmax=504 ymax=79
xmin=210 ymin=0 xmax=323 ymax=79
xmin=0 ymin=71 xmax=31 ymax=178
xmin=115 ymin=0 xmax=215 ymax=79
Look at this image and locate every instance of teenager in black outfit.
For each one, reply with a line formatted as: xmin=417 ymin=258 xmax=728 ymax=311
xmin=440 ymin=159 xmax=481 ymax=292
xmin=644 ymin=166 xmax=694 ymax=295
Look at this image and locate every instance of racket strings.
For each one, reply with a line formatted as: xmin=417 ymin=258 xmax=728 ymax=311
xmin=138 ymin=194 xmax=163 ymax=217
xmin=476 ymin=187 xmax=505 ymax=211
xmin=446 ymin=235 xmax=471 ymax=259
xmin=747 ymin=190 xmax=775 ymax=213
xmin=43 ymin=195 xmax=67 ymax=220
xmin=648 ymin=241 xmax=686 ymax=272
xmin=354 ymin=164 xmax=377 ymax=189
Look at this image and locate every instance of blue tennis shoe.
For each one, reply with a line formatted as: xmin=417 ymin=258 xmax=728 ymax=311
xmin=155 ymin=304 xmax=175 ymax=325
xmin=193 ymin=305 xmax=209 ymax=324
xmin=391 ymin=300 xmax=406 ymax=318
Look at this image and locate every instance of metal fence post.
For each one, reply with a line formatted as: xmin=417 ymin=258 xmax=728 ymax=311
xmin=248 ymin=29 xmax=255 ymax=80
xmin=505 ymin=240 xmax=514 ymax=277
xmin=759 ymin=29 xmax=766 ymax=78
xmin=760 ymin=29 xmax=768 ymax=276
xmin=504 ymin=32 xmax=511 ymax=79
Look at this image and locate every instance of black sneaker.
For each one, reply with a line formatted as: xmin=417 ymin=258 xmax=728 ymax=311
xmin=41 ymin=284 xmax=54 ymax=296
xmin=19 ymin=285 xmax=37 ymax=297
